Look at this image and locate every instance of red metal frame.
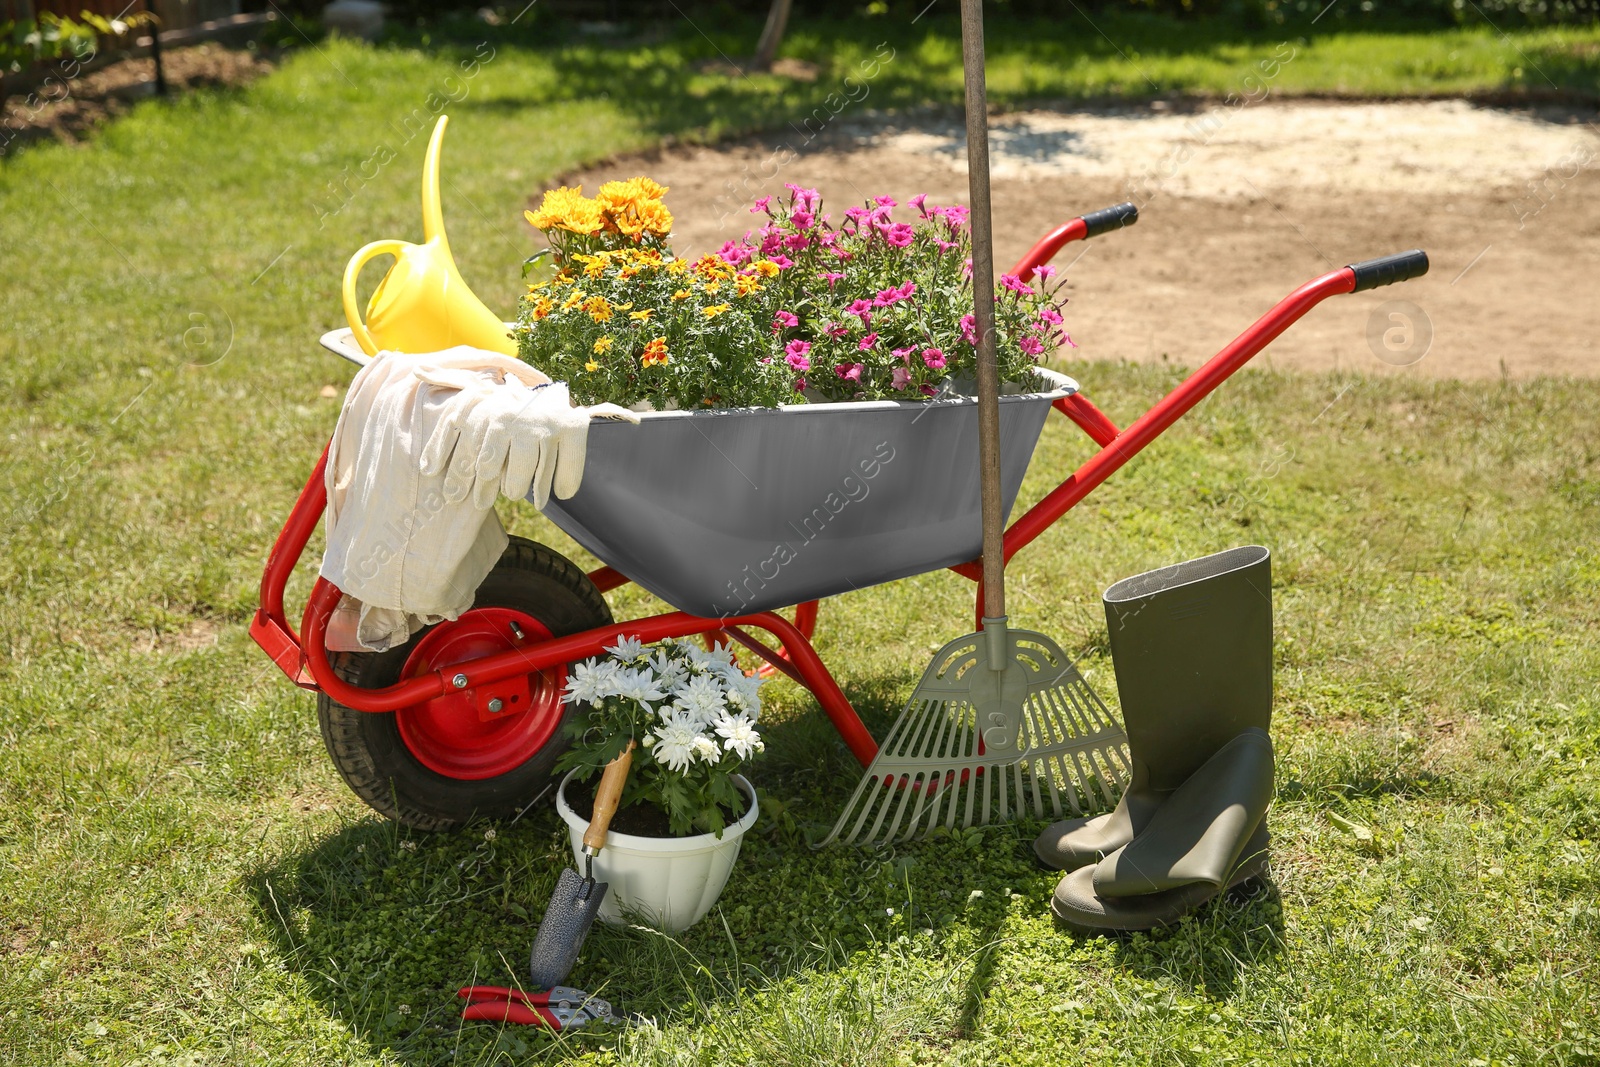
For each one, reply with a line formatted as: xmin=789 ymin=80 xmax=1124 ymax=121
xmin=250 ymin=212 xmax=1371 ymax=778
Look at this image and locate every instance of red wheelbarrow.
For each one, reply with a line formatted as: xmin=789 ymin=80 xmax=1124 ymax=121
xmin=250 ymin=204 xmax=1428 ymax=829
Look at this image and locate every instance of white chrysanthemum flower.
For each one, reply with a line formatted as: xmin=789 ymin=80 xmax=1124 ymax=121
xmin=691 ymin=733 xmax=721 ymax=763
xmin=650 ymin=648 xmax=688 ymax=690
xmin=671 ymin=673 xmax=726 ymax=727
xmin=652 ymin=719 xmax=698 ymax=773
xmin=604 ymin=635 xmax=648 ymax=662
xmin=713 ymin=712 xmax=763 ymax=759
xmin=611 ymin=667 xmax=666 ymax=712
xmin=563 ymin=657 xmax=620 ymax=704
xmin=722 ymin=669 xmax=765 ymax=719
xmin=683 ymin=641 xmax=735 ymax=674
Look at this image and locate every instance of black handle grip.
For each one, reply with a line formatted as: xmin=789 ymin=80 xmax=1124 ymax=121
xmin=1080 ymin=201 xmax=1139 ymax=238
xmin=1348 ymin=250 xmax=1429 ymax=292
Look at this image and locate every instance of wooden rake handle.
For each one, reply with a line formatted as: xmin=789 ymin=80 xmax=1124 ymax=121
xmin=583 ymin=740 xmax=636 ymax=854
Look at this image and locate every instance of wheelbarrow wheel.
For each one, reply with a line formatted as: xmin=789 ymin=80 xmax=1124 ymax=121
xmin=317 ymin=536 xmax=612 ymax=830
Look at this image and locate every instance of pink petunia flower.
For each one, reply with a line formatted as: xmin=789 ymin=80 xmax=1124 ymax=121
xmin=1019 ymin=335 xmax=1046 ymax=357
xmin=785 ymin=339 xmax=812 ymax=371
xmin=718 ymin=240 xmax=751 ymax=266
xmin=794 ymin=377 xmax=807 ymax=392
xmin=908 ymin=193 xmax=929 ymax=217
xmin=881 ymin=222 xmax=915 ymax=248
xmin=891 ymin=366 xmax=912 ymax=390
xmin=818 ymin=271 xmax=846 ymax=288
xmin=999 ymin=273 xmax=1034 ymax=296
xmin=1035 ymin=264 xmax=1057 ymax=280
xmin=751 ymin=196 xmax=773 ymax=214
xmin=772 ymin=310 xmax=799 ymax=333
xmin=873 ymin=280 xmax=917 ymax=308
xmin=785 ymin=233 xmax=812 ymax=252
xmin=932 ymin=237 xmax=958 ymax=254
xmin=858 ymin=332 xmax=879 ymax=352
xmin=790 ymin=208 xmax=815 ymax=229
xmin=938 ymin=204 xmax=970 ymax=228
xmin=785 ymin=183 xmax=820 ymax=212
xmin=831 ymin=247 xmax=854 ymax=261
xmin=960 ymin=314 xmax=977 ymax=346
xmin=835 ymin=362 xmax=864 ymax=382
xmin=846 ymin=299 xmax=874 ymax=324
xmin=768 ymin=254 xmax=794 ymax=270
xmin=919 ymin=383 xmax=938 ymax=396
xmin=873 ymin=194 xmax=898 ymax=208
xmin=1038 ymin=307 xmax=1064 ymax=326
xmin=892 ymin=346 xmax=916 ymax=363
xmin=922 ymin=347 xmax=947 ymax=370
xmin=824 ymin=321 xmax=850 ymax=339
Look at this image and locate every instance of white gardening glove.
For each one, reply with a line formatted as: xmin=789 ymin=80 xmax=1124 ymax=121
xmin=496 ymin=383 xmax=638 ymax=509
xmin=414 ymin=349 xmax=550 ymax=500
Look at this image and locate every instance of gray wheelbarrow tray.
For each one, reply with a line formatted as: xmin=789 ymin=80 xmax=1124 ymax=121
xmin=320 ymin=327 xmax=1074 ymax=618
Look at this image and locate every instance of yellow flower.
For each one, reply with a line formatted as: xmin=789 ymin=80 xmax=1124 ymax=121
xmin=560 ymin=289 xmax=587 ymax=311
xmin=734 ymin=275 xmax=762 ymax=297
xmin=671 ymin=288 xmax=692 ymax=301
xmin=640 ymin=337 xmax=669 ymax=366
xmin=525 ymin=186 xmax=605 ymax=236
xmin=629 ymin=308 xmax=654 ymax=322
xmin=702 ymin=303 xmax=732 ymax=318
xmin=593 ymin=336 xmax=613 ymax=354
xmin=693 ymin=254 xmax=734 ymax=280
xmin=752 ymin=259 xmax=781 ymax=278
xmin=582 ymin=296 xmax=613 ymax=323
xmin=530 ymin=296 xmax=555 ymax=320
xmin=585 ymin=360 xmax=600 ymax=372
xmin=666 ymin=259 xmax=689 ymax=274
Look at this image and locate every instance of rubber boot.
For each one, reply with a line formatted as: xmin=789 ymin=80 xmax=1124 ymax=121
xmin=1033 ymin=545 xmax=1273 ymax=871
xmin=1050 ymin=727 xmax=1275 ymax=933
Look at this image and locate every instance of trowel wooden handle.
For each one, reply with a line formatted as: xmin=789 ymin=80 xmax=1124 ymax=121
xmin=583 ymin=740 xmax=636 ymax=853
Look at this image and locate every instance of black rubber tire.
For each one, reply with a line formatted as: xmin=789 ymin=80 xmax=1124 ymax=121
xmin=317 ymin=536 xmax=612 ymax=831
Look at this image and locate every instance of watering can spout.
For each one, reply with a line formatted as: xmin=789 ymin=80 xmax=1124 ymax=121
xmin=341 ymin=115 xmax=516 ymax=357
xmin=420 ymin=115 xmax=450 ymax=248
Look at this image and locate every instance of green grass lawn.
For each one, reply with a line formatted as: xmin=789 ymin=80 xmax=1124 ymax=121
xmin=2 ymin=15 xmax=1598 ymax=1066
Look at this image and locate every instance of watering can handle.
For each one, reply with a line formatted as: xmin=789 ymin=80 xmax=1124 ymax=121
xmin=342 ymin=239 xmax=412 ymax=356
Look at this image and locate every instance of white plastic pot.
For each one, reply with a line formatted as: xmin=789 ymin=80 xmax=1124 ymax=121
xmin=555 ymin=771 xmax=759 ymax=934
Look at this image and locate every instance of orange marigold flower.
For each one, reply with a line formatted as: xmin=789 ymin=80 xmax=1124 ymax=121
xmin=629 ymin=308 xmax=654 ymax=322
xmin=702 ymin=303 xmax=732 ymax=318
xmin=734 ymin=275 xmax=762 ymax=296
xmin=641 ymin=337 xmax=670 ymax=366
xmin=671 ymin=288 xmax=692 ymax=301
xmin=752 ymin=259 xmax=781 ymax=278
xmin=582 ymin=296 xmax=613 ymax=322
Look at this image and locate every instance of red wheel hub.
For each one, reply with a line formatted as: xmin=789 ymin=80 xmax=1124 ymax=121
xmin=394 ymin=607 xmax=566 ymax=780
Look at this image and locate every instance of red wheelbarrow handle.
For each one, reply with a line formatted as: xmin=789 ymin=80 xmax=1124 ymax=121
xmin=952 ymin=248 xmax=1432 ymax=588
xmin=1011 ymin=202 xmax=1140 ymax=283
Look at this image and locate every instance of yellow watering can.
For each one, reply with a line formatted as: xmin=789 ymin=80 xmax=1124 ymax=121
xmin=341 ymin=115 xmax=516 ymax=356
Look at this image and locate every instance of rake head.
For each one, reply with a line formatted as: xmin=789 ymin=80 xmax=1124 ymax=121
xmin=820 ymin=626 xmax=1128 ymax=848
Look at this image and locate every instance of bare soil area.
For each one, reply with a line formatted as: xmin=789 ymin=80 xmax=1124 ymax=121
xmin=1 ymin=44 xmax=273 ymax=151
xmin=564 ymin=100 xmax=1600 ymax=378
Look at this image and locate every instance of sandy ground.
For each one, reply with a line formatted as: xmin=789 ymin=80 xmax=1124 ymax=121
xmin=564 ymin=100 xmax=1600 ymax=378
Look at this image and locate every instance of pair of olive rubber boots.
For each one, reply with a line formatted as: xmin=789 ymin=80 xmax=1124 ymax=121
xmin=1037 ymin=546 xmax=1276 ymax=934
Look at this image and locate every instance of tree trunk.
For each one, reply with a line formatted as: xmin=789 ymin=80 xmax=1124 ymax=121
xmin=751 ymin=0 xmax=793 ymax=72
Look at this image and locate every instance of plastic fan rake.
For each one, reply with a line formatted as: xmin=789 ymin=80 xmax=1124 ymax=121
xmin=819 ymin=628 xmax=1127 ymax=846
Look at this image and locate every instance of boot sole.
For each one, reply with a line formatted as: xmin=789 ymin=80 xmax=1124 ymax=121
xmin=1049 ymin=840 xmax=1271 ymax=936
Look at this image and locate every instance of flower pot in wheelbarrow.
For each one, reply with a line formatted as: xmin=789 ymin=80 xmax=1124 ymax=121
xmin=539 ymin=369 xmax=1077 ymax=618
xmin=556 ymin=770 xmax=760 ymax=933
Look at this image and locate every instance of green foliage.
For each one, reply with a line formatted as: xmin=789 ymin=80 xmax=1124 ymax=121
xmin=0 ymin=10 xmax=153 ymax=76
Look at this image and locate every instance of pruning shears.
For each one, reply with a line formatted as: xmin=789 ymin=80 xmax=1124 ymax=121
xmin=457 ymin=985 xmax=628 ymax=1031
